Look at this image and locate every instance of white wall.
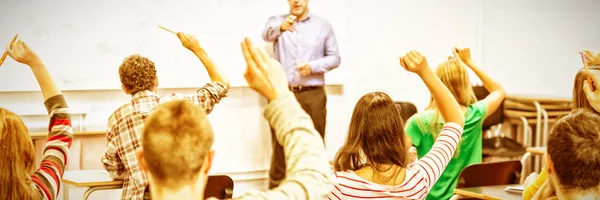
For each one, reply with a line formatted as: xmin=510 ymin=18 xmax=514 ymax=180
xmin=1 ymin=0 xmax=599 ymax=199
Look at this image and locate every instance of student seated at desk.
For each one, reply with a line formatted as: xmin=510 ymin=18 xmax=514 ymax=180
xmin=403 ymin=47 xmax=504 ymax=200
xmin=0 ymin=40 xmax=73 ymax=200
xmin=526 ymin=109 xmax=600 ymax=200
xmin=523 ymin=64 xmax=600 ymax=200
xmin=329 ymin=51 xmax=465 ymax=199
xmin=135 ymin=38 xmax=332 ymax=199
xmin=101 ymin=32 xmax=230 ymax=200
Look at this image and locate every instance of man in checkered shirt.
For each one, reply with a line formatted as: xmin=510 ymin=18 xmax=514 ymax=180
xmin=101 ymin=32 xmax=230 ymax=200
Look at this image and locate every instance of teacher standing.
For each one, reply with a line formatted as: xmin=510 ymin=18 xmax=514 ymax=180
xmin=262 ymin=0 xmax=341 ymax=189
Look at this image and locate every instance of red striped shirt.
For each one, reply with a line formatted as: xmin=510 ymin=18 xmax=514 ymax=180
xmin=329 ymin=123 xmax=463 ymax=199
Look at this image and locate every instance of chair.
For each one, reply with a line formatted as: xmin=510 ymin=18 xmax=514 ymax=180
xmin=455 ymin=160 xmax=522 ymax=188
xmin=394 ymin=101 xmax=418 ymax=123
xmin=205 ymin=175 xmax=234 ymax=199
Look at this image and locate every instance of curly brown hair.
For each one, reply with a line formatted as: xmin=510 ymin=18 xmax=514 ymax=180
xmin=119 ymin=54 xmax=157 ymax=95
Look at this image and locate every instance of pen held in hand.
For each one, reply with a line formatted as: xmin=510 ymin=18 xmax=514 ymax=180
xmin=158 ymin=26 xmax=177 ymax=35
xmin=0 ymin=34 xmax=19 ymax=67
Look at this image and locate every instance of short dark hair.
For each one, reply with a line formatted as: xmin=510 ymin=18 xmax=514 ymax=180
xmin=548 ymin=109 xmax=600 ymax=190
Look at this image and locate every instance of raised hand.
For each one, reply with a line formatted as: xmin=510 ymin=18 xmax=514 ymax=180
xmin=582 ymin=70 xmax=600 ymax=112
xmin=453 ymin=46 xmax=472 ymax=64
xmin=240 ymin=37 xmax=290 ymax=101
xmin=5 ymin=40 xmax=41 ymax=66
xmin=399 ymin=50 xmax=430 ymax=75
xmin=177 ymin=32 xmax=201 ymax=52
xmin=581 ymin=50 xmax=600 ymax=66
xmin=280 ymin=15 xmax=297 ymax=32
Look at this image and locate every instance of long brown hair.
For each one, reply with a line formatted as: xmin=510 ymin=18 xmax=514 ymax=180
xmin=0 ymin=108 xmax=38 ymax=200
xmin=572 ymin=67 xmax=600 ymax=114
xmin=333 ymin=92 xmax=409 ymax=181
xmin=417 ymin=58 xmax=477 ymax=157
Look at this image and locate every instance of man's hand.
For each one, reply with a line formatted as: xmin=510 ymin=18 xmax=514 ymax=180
xmin=280 ymin=15 xmax=297 ymax=32
xmin=177 ymin=32 xmax=201 ymax=52
xmin=240 ymin=37 xmax=290 ymax=102
xmin=582 ymin=70 xmax=600 ymax=112
xmin=296 ymin=63 xmax=311 ymax=76
xmin=5 ymin=40 xmax=42 ymax=66
xmin=399 ymin=50 xmax=430 ymax=75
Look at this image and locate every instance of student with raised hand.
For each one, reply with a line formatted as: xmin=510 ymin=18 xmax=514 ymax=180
xmin=101 ymin=32 xmax=230 ymax=200
xmin=136 ymin=38 xmax=332 ymax=200
xmin=0 ymin=40 xmax=72 ymax=200
xmin=329 ymin=51 xmax=465 ymax=199
xmin=401 ymin=47 xmax=504 ymax=200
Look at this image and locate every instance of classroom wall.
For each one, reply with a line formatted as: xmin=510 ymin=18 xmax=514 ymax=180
xmin=1 ymin=0 xmax=599 ymax=199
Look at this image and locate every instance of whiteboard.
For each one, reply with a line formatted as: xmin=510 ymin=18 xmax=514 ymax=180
xmin=0 ymin=0 xmax=347 ymax=92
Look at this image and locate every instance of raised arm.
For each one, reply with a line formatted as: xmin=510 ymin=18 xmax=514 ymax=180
xmin=400 ymin=51 xmax=465 ymax=188
xmin=169 ymin=33 xmax=229 ymax=113
xmin=454 ymin=47 xmax=504 ymax=118
xmin=7 ymin=40 xmax=73 ymax=200
xmin=178 ymin=32 xmax=229 ymax=88
xmin=308 ymin=22 xmax=341 ymax=74
xmin=236 ymin=38 xmax=332 ymax=199
xmin=400 ymin=51 xmax=464 ymax=125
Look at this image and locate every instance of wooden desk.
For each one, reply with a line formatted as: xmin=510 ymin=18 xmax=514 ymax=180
xmin=526 ymin=147 xmax=547 ymax=155
xmin=454 ymin=184 xmax=522 ymax=200
xmin=62 ymin=170 xmax=123 ymax=200
xmin=506 ymin=95 xmax=572 ymax=105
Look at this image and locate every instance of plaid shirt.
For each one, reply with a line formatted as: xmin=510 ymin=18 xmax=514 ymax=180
xmin=101 ymin=82 xmax=228 ymax=200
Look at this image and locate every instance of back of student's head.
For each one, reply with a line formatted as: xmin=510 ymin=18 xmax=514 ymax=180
xmin=141 ymin=100 xmax=214 ymax=190
xmin=429 ymin=58 xmax=477 ymax=108
xmin=119 ymin=54 xmax=157 ymax=95
xmin=547 ymin=109 xmax=600 ymax=192
xmin=572 ymin=67 xmax=600 ymax=114
xmin=0 ymin=108 xmax=38 ymax=200
xmin=334 ymin=92 xmax=409 ymax=173
xmin=420 ymin=58 xmax=477 ymax=140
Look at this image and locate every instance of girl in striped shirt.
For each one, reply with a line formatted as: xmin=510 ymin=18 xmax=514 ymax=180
xmin=329 ymin=51 xmax=465 ymax=200
xmin=0 ymin=40 xmax=72 ymax=200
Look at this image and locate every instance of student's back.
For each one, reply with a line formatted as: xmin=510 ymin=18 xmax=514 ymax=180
xmin=404 ymin=102 xmax=485 ymax=199
xmin=404 ymin=47 xmax=504 ymax=200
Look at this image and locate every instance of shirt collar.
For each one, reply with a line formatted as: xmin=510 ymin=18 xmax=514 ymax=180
xmin=297 ymin=11 xmax=312 ymax=22
xmin=131 ymin=90 xmax=158 ymax=99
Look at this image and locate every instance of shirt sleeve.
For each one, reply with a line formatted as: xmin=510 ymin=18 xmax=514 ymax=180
xmin=523 ymin=167 xmax=548 ymax=200
xmin=473 ymin=101 xmax=488 ymax=119
xmin=101 ymin=116 xmax=125 ymax=179
xmin=308 ymin=21 xmax=341 ymax=74
xmin=404 ymin=115 xmax=423 ymax=147
xmin=32 ymin=95 xmax=73 ymax=200
xmin=413 ymin=122 xmax=463 ymax=189
xmin=235 ymin=93 xmax=333 ymax=200
xmin=159 ymin=82 xmax=229 ymax=114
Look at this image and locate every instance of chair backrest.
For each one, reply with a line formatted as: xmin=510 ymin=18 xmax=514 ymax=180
xmin=472 ymin=86 xmax=504 ymax=130
xmin=205 ymin=175 xmax=234 ymax=199
xmin=394 ymin=101 xmax=418 ymax=123
xmin=455 ymin=160 xmax=522 ymax=188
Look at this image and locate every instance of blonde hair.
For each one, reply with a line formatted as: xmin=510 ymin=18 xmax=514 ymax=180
xmin=0 ymin=108 xmax=38 ymax=200
xmin=573 ymin=67 xmax=600 ymax=114
xmin=119 ymin=54 xmax=157 ymax=95
xmin=417 ymin=58 xmax=477 ymax=156
xmin=142 ymin=100 xmax=214 ymax=189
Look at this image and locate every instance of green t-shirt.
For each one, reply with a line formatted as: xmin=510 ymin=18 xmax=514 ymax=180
xmin=404 ymin=101 xmax=487 ymax=200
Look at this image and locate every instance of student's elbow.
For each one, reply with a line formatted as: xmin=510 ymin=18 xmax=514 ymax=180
xmin=453 ymin=114 xmax=466 ymax=127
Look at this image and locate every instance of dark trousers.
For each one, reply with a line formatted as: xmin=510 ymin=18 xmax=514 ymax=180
xmin=268 ymin=87 xmax=327 ymax=189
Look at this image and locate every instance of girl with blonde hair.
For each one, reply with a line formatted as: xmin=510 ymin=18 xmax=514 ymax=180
xmin=404 ymin=47 xmax=505 ymax=200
